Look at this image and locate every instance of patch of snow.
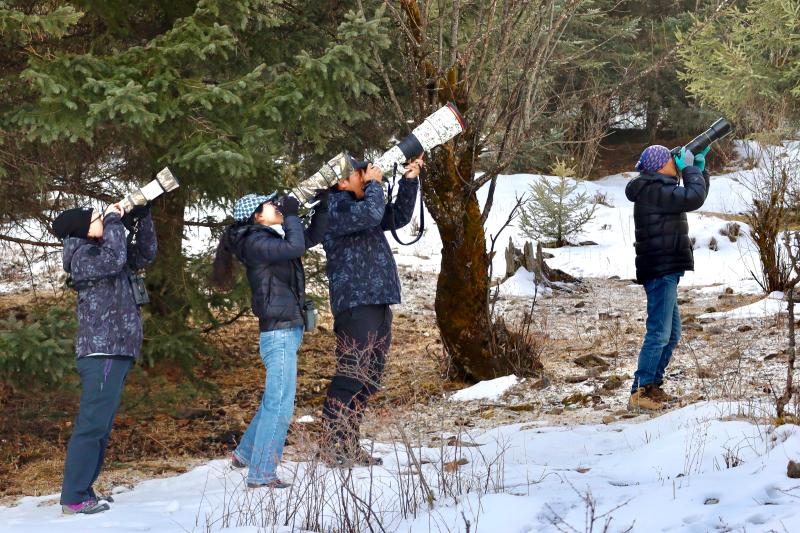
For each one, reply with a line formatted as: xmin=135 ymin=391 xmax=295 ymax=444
xmin=2 ymin=401 xmax=799 ymax=533
xmin=450 ymin=375 xmax=519 ymax=402
xmin=498 ymin=267 xmax=552 ymax=298
xmin=699 ymin=291 xmax=798 ymax=320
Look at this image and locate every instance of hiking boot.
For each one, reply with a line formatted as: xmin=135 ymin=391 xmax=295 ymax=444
xmin=247 ymin=478 xmax=291 ymax=489
xmin=317 ymin=447 xmax=351 ymax=468
xmin=646 ymin=384 xmax=678 ymax=404
xmin=62 ymin=499 xmax=111 ymax=515
xmin=352 ymin=447 xmax=383 ymax=467
xmin=230 ymin=453 xmax=247 ymax=469
xmin=628 ymin=387 xmax=663 ymax=412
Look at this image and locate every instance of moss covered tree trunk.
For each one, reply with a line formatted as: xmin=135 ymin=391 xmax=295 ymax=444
xmin=424 ymin=151 xmax=497 ymax=379
xmin=424 ymin=144 xmax=537 ymax=381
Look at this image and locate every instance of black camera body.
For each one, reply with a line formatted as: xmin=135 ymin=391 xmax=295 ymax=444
xmin=128 ymin=272 xmax=150 ymax=306
xmin=671 ymin=118 xmax=733 ymax=157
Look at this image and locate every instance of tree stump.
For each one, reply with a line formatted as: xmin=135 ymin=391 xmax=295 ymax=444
xmin=503 ymin=239 xmax=581 ymax=288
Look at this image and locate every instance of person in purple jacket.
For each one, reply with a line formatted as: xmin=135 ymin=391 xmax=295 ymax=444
xmin=53 ymin=202 xmax=157 ymax=514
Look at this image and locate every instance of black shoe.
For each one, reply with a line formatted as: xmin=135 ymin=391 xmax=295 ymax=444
xmin=317 ymin=448 xmax=351 ymax=468
xmin=318 ymin=445 xmax=382 ymax=468
xmin=352 ymin=447 xmax=383 ymax=467
xmin=247 ymin=478 xmax=290 ymax=489
xmin=230 ymin=453 xmax=247 ymax=469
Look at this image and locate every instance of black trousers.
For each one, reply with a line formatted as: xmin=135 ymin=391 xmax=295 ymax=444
xmin=61 ymin=356 xmax=132 ymax=504
xmin=322 ymin=304 xmax=392 ymax=448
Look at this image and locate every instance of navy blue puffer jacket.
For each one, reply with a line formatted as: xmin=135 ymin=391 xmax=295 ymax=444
xmin=62 ymin=213 xmax=157 ymax=359
xmin=625 ymin=166 xmax=709 ymax=283
xmin=229 ymin=212 xmax=327 ymax=331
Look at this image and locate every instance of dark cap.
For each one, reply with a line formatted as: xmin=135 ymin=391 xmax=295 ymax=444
xmin=52 ymin=207 xmax=94 ymax=239
xmin=347 ymin=154 xmax=370 ymax=171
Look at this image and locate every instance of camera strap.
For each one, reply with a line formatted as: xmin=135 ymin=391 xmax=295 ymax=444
xmin=387 ymin=163 xmax=425 ymax=246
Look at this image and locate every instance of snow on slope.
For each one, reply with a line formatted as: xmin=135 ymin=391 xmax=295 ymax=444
xmin=2 ymin=401 xmax=798 ymax=532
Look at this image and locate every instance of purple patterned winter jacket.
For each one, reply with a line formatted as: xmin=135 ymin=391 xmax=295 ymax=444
xmin=323 ymin=178 xmax=418 ymax=317
xmin=61 ymin=212 xmax=157 ymax=359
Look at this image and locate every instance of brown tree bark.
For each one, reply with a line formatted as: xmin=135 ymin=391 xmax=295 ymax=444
xmin=425 ymin=156 xmax=500 ymax=379
xmin=147 ymin=186 xmax=191 ymax=341
xmin=394 ymin=0 xmax=558 ymax=381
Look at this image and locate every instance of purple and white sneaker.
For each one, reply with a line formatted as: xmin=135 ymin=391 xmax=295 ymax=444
xmin=62 ymin=498 xmax=110 ymax=515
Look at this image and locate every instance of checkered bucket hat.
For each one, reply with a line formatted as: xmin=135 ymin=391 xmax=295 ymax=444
xmin=233 ymin=192 xmax=277 ymax=222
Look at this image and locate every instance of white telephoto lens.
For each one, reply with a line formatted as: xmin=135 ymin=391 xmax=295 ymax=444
xmin=294 ymin=103 xmax=465 ymax=207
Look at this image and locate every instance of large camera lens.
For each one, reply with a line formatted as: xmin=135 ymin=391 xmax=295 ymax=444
xmin=684 ymin=118 xmax=733 ymax=154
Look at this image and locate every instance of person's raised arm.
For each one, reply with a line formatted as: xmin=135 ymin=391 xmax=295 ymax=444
xmin=127 ymin=211 xmax=158 ymax=270
xmin=304 ymin=191 xmax=330 ymax=248
xmin=641 ymin=166 xmax=708 ymax=213
xmin=71 ymin=206 xmax=127 ymax=282
xmin=245 ymin=197 xmax=306 ymax=263
xmin=381 ymin=160 xmax=422 ymax=231
xmin=326 ymin=169 xmax=386 ymax=237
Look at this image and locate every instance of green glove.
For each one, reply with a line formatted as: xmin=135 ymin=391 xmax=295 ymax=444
xmin=674 ymin=147 xmax=694 ymax=172
xmin=693 ymin=146 xmax=711 ymax=172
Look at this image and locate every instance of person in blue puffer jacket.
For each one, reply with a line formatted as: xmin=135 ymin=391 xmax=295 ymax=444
xmin=320 ymin=154 xmax=423 ymax=467
xmin=212 ymin=191 xmax=327 ymax=488
xmin=54 ymin=202 xmax=157 ymax=515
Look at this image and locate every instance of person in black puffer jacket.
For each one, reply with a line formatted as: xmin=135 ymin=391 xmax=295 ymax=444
xmin=625 ymin=144 xmax=710 ymax=412
xmin=212 ymin=191 xmax=327 ymax=488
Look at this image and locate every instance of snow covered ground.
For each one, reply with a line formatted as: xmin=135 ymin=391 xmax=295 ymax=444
xmin=2 ymin=401 xmax=798 ymax=532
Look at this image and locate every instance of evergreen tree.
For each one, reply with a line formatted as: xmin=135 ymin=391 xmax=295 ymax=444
xmin=0 ymin=0 xmax=388 ymax=367
xmin=677 ymin=0 xmax=800 ymax=134
xmin=519 ymin=160 xmax=597 ymax=248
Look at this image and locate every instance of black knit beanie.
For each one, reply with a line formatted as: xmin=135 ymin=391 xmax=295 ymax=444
xmin=52 ymin=207 xmax=94 ymax=239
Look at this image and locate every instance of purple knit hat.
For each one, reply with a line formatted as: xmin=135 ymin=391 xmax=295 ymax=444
xmin=635 ymin=145 xmax=671 ymax=173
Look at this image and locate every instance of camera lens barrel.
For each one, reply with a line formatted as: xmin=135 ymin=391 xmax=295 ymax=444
xmin=395 ymin=134 xmax=425 ymax=163
xmin=684 ymin=118 xmax=733 ymax=154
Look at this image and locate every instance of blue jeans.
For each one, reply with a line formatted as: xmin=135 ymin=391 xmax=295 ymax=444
xmin=632 ymin=272 xmax=683 ymax=393
xmin=234 ymin=325 xmax=303 ymax=484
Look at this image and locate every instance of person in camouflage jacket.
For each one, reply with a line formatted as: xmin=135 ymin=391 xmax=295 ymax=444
xmin=320 ymin=155 xmax=423 ymax=466
xmin=54 ymin=203 xmax=157 ymax=514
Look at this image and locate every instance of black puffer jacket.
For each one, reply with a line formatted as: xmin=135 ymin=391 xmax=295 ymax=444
xmin=625 ymin=166 xmax=709 ymax=284
xmin=229 ymin=212 xmax=327 ymax=331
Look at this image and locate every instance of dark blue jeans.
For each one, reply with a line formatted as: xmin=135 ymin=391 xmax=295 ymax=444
xmin=61 ymin=356 xmax=132 ymax=505
xmin=632 ymin=272 xmax=683 ymax=393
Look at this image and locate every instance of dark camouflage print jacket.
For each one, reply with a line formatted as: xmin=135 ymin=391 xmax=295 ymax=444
xmin=62 ymin=212 xmax=157 ymax=359
xmin=323 ymin=178 xmax=418 ymax=317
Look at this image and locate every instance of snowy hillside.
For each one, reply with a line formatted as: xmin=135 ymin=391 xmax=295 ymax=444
xmin=3 ymin=401 xmax=799 ymax=532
